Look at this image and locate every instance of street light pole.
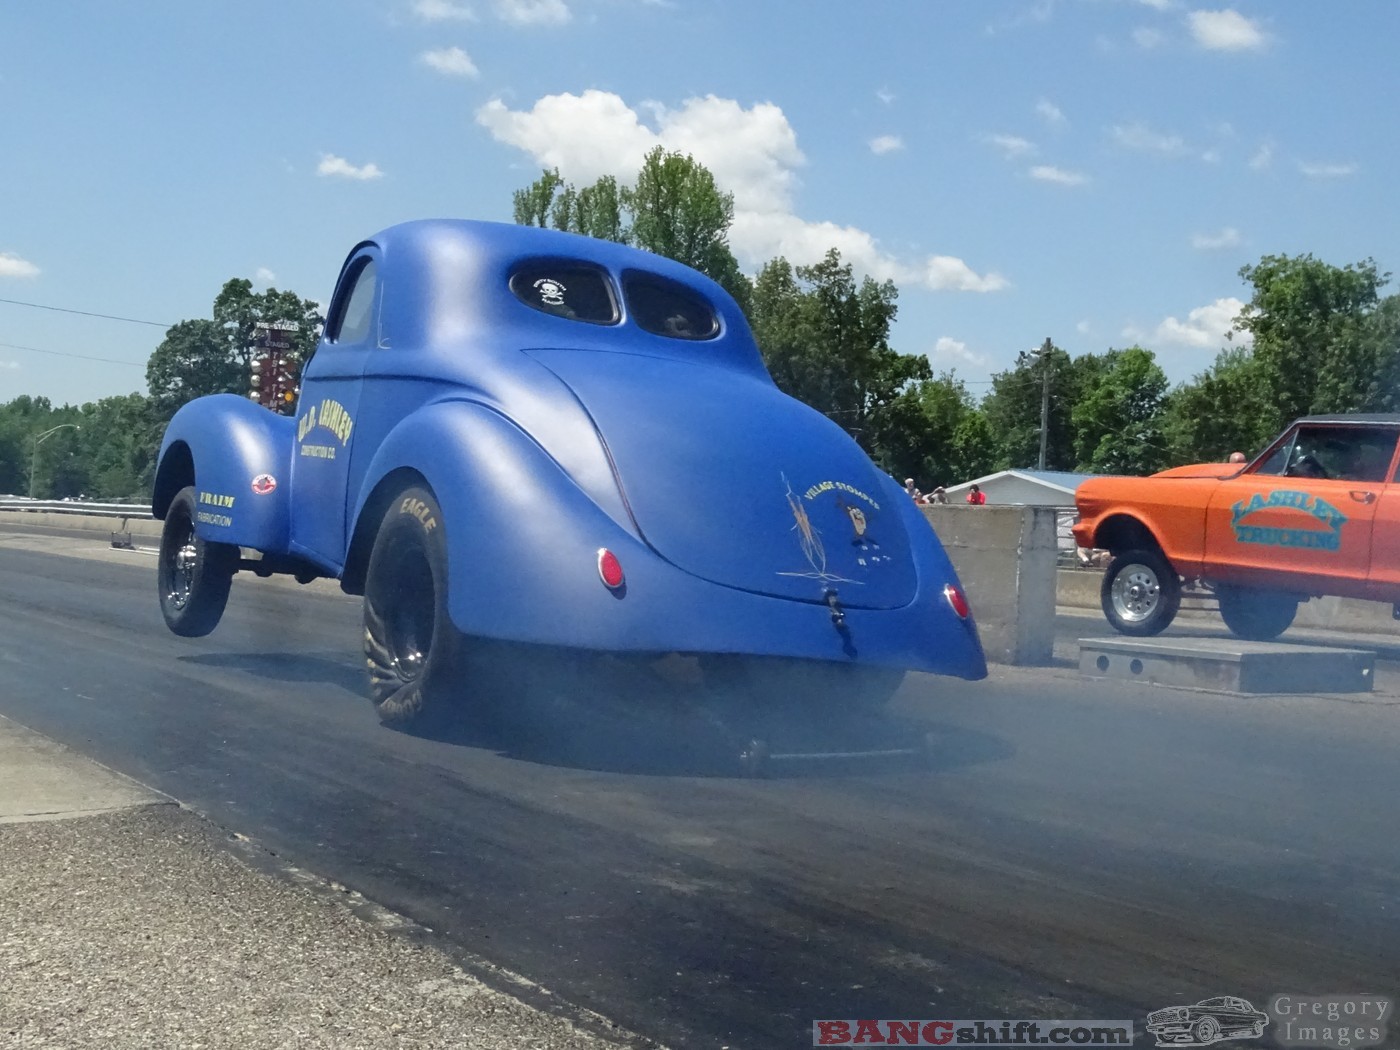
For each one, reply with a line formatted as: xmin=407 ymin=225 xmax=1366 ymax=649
xmin=1037 ymin=337 xmax=1052 ymax=471
xmin=29 ymin=423 xmax=81 ymax=498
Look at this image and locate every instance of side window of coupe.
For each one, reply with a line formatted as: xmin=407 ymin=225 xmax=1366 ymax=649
xmin=624 ymin=272 xmax=719 ymax=340
xmin=509 ymin=262 xmax=619 ymax=324
xmin=328 ymin=257 xmax=378 ymax=345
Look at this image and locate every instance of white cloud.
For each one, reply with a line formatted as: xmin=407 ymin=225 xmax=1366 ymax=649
xmin=420 ymin=46 xmax=480 ymax=77
xmin=477 ymin=90 xmax=1008 ymax=294
xmin=414 ymin=0 xmax=475 ymax=21
xmin=1076 ymin=319 xmax=1093 ymax=335
xmin=1111 ymin=121 xmax=1189 ymax=156
xmin=1029 ymin=164 xmax=1088 ymax=186
xmin=1035 ymin=99 xmax=1066 ymax=126
xmin=1133 ymin=26 xmax=1166 ymax=48
xmin=255 ymin=267 xmax=277 ymax=285
xmin=496 ymin=0 xmax=570 ymax=25
xmin=1149 ymin=297 xmax=1249 ymax=348
xmin=1298 ymin=160 xmax=1357 ymax=179
xmin=921 ymin=257 xmax=1009 ymax=293
xmin=986 ymin=0 xmax=1053 ymax=34
xmin=0 ymin=252 xmax=40 ymax=278
xmin=1249 ymin=142 xmax=1274 ymax=170
xmin=1191 ymin=226 xmax=1241 ymax=250
xmin=984 ymin=133 xmax=1036 ymax=158
xmin=1137 ymin=0 xmax=1174 ymax=9
xmin=0 ymin=360 xmax=19 ymax=370
xmin=876 ymin=88 xmax=896 ymax=106
xmin=317 ymin=153 xmax=385 ymax=180
xmin=869 ymin=135 xmax=904 ymax=156
xmin=1188 ymin=9 xmax=1267 ymax=51
xmin=932 ymin=336 xmax=991 ymax=371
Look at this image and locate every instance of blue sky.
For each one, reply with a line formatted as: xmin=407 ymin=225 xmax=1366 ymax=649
xmin=2 ymin=1 xmax=1396 ymax=407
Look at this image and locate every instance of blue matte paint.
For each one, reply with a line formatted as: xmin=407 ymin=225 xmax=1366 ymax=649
xmin=154 ymin=220 xmax=986 ymax=680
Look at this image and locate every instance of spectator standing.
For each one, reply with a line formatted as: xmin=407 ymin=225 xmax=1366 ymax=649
xmin=904 ymin=477 xmax=923 ymax=502
xmin=929 ymin=486 xmax=948 ymax=504
xmin=965 ymin=483 xmax=986 ymax=506
xmin=1228 ymin=451 xmax=1247 ymax=464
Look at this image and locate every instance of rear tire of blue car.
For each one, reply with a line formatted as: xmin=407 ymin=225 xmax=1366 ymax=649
xmin=158 ymin=485 xmax=238 ymax=638
xmin=363 ymin=486 xmax=466 ymax=726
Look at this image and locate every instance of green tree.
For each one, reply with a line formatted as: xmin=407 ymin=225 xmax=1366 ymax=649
xmin=879 ymin=372 xmax=998 ymax=487
xmin=512 ymin=168 xmax=566 ymax=228
xmin=750 ymin=250 xmax=928 ymax=465
xmin=556 ymin=176 xmax=628 ymax=243
xmin=0 ymin=396 xmax=53 ymax=493
xmin=623 ymin=147 xmax=749 ymax=307
xmin=76 ymin=393 xmax=158 ymax=498
xmin=212 ymin=278 xmax=323 ymax=379
xmin=511 ymin=151 xmax=752 ymax=311
xmin=1237 ymin=254 xmax=1391 ymax=426
xmin=146 ymin=319 xmax=242 ymax=425
xmin=1162 ymin=347 xmax=1278 ymax=463
xmin=1070 ymin=346 xmax=1170 ymax=474
xmin=981 ymin=344 xmax=1077 ymax=470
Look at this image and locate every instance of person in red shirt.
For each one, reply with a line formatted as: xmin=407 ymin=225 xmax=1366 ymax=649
xmin=965 ymin=484 xmax=986 ymax=505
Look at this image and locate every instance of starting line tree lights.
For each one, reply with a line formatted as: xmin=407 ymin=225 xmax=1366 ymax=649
xmin=248 ymin=320 xmax=301 ymax=413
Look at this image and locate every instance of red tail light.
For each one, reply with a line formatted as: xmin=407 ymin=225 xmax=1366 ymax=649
xmin=944 ymin=583 xmax=970 ymax=619
xmin=597 ymin=548 xmax=625 ymax=590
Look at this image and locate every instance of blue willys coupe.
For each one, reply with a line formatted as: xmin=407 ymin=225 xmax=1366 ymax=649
xmin=152 ymin=220 xmax=985 ymax=724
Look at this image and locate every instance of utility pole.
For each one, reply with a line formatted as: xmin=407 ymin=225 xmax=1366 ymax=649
xmin=1037 ymin=337 xmax=1052 ymax=471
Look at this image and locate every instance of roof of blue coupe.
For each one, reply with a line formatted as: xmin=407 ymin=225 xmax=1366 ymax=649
xmin=350 ymin=219 xmax=764 ymax=376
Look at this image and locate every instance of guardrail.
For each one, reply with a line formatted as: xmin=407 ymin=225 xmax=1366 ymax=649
xmin=0 ymin=499 xmax=153 ymax=518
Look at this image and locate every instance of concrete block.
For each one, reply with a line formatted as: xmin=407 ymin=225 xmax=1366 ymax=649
xmin=1078 ymin=636 xmax=1374 ymax=694
xmin=922 ymin=505 xmax=1058 ymax=665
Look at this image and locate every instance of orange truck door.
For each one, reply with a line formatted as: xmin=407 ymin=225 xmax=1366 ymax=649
xmin=1367 ymin=478 xmax=1400 ymax=597
xmin=1204 ymin=477 xmax=1378 ymax=592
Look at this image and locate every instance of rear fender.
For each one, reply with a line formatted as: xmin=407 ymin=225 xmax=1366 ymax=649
xmin=153 ymin=394 xmax=294 ymax=552
xmin=348 ymin=401 xmax=985 ymax=678
xmin=347 ymin=399 xmax=645 ymax=643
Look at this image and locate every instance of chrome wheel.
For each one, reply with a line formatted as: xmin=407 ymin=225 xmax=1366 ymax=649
xmin=167 ymin=538 xmax=197 ymax=611
xmin=1110 ymin=563 xmax=1161 ymax=624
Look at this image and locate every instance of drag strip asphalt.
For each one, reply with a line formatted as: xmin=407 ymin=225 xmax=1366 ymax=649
xmin=2 ymin=536 xmax=1398 ymax=1048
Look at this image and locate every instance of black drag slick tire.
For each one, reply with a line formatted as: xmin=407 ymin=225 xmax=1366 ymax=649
xmin=1215 ymin=583 xmax=1298 ymax=641
xmin=362 ymin=486 xmax=465 ymax=726
xmin=158 ymin=485 xmax=238 ymax=638
xmin=1100 ymin=548 xmax=1181 ymax=636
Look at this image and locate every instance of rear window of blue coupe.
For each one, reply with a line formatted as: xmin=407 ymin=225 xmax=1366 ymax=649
xmin=623 ymin=271 xmax=719 ymax=340
xmin=509 ymin=262 xmax=619 ymax=325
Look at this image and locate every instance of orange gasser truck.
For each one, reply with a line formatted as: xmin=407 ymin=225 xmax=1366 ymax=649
xmin=1073 ymin=415 xmax=1400 ymax=639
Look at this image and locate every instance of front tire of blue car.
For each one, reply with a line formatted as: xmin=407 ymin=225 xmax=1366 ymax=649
xmin=363 ymin=486 xmax=465 ymax=726
xmin=158 ymin=485 xmax=238 ymax=638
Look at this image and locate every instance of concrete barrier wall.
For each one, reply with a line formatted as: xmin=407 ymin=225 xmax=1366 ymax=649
xmin=921 ymin=505 xmax=1058 ymax=665
xmin=0 ymin=509 xmax=163 ymax=542
xmin=1057 ymin=565 xmax=1400 ymax=636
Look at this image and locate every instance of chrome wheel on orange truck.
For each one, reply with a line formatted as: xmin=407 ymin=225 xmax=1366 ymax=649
xmin=1101 ymin=548 xmax=1181 ymax=636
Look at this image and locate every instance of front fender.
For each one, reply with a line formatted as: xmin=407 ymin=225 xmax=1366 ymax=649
xmin=154 ymin=394 xmax=294 ymax=552
xmin=349 ymin=400 xmax=986 ymax=678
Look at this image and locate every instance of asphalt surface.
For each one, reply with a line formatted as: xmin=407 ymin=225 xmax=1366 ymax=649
xmin=2 ymin=528 xmax=1399 ymax=1048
